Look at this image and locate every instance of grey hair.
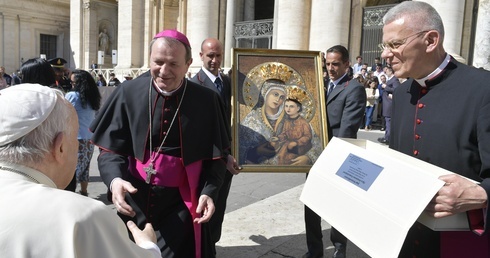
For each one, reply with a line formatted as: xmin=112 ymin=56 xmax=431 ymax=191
xmin=149 ymin=37 xmax=192 ymax=62
xmin=0 ymin=89 xmax=72 ymax=164
xmin=383 ymin=1 xmax=445 ymax=40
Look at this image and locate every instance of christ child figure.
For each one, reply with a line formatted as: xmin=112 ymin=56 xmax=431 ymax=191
xmin=277 ymin=98 xmax=313 ymax=165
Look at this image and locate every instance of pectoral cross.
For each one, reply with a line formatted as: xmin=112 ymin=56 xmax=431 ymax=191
xmin=144 ymin=163 xmax=157 ymax=184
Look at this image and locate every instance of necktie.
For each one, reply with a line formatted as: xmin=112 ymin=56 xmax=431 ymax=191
xmin=327 ymin=81 xmax=335 ymax=96
xmin=214 ymin=77 xmax=226 ymax=100
xmin=215 ymin=77 xmax=223 ymax=92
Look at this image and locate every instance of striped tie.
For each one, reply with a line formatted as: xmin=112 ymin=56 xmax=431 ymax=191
xmin=327 ymin=81 xmax=335 ymax=96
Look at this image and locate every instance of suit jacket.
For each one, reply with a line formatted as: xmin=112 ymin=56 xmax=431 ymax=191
xmin=326 ymin=75 xmax=366 ymax=139
xmin=190 ymin=69 xmax=232 ymax=124
xmin=381 ymin=75 xmax=400 ymax=117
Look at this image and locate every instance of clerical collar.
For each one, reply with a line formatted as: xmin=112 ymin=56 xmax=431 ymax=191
xmin=153 ymin=79 xmax=184 ymax=96
xmin=0 ymin=162 xmax=56 ymax=187
xmin=415 ymin=53 xmax=450 ymax=87
xmin=202 ymin=67 xmax=221 ymax=83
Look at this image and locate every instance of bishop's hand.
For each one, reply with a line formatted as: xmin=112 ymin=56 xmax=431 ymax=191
xmin=111 ymin=177 xmax=138 ymax=217
xmin=194 ymin=194 xmax=215 ymax=224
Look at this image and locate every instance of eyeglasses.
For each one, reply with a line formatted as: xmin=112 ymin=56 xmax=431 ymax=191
xmin=378 ymin=30 xmax=429 ymax=52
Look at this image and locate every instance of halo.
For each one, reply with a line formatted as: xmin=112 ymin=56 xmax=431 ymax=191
xmin=242 ymin=62 xmax=306 ymax=109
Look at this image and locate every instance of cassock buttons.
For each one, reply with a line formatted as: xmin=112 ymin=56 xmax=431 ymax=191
xmin=417 ymin=103 xmax=425 ymax=109
xmin=415 ymin=134 xmax=421 ymax=140
xmin=416 ymin=118 xmax=422 ymax=124
xmin=164 ymin=108 xmax=170 ymax=112
xmin=421 ymin=88 xmax=428 ymax=94
xmin=162 ymin=131 xmax=167 ymax=135
xmin=164 ymin=120 xmax=169 ymax=124
xmin=413 ymin=150 xmax=419 ymax=156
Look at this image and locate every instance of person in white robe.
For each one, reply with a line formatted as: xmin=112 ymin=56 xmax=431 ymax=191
xmin=0 ymin=84 xmax=161 ymax=258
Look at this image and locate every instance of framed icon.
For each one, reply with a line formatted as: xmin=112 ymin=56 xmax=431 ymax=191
xmin=231 ymin=48 xmax=328 ymax=172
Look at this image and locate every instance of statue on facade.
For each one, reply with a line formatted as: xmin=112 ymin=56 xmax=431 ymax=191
xmin=98 ymin=28 xmax=110 ymax=54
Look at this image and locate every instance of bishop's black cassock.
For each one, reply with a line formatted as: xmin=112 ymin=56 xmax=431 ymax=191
xmin=90 ymin=71 xmax=230 ymax=258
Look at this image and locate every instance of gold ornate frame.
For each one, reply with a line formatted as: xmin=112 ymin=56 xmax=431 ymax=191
xmin=231 ymin=48 xmax=328 ymax=172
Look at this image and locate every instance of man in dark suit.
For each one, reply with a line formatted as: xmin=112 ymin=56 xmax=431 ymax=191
xmin=377 ymin=66 xmax=399 ymax=144
xmin=190 ymin=38 xmax=239 ymax=255
xmin=304 ymin=45 xmax=366 ymax=258
xmin=382 ymin=2 xmax=490 ymax=257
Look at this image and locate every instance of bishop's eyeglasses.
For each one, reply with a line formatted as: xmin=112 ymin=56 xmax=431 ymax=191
xmin=378 ymin=30 xmax=429 ymax=52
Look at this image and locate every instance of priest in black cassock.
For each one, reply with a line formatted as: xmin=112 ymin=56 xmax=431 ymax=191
xmin=90 ymin=29 xmax=230 ymax=258
xmin=382 ymin=2 xmax=490 ymax=257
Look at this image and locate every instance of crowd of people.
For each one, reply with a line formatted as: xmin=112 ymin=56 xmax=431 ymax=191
xmin=325 ymin=53 xmax=402 ymax=140
xmin=321 ymin=46 xmax=402 ymax=140
xmin=1 ymin=1 xmax=490 ymax=258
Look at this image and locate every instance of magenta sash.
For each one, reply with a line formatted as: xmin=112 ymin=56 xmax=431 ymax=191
xmin=129 ymin=152 xmax=185 ymax=187
xmin=129 ymin=152 xmax=203 ymax=258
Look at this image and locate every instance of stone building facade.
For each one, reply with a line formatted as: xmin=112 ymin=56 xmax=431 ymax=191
xmin=0 ymin=0 xmax=489 ymax=77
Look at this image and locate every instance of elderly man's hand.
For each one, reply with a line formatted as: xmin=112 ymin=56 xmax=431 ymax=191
xmin=111 ymin=178 xmax=138 ymax=217
xmin=425 ymin=174 xmax=488 ymax=218
xmin=127 ymin=221 xmax=157 ymax=245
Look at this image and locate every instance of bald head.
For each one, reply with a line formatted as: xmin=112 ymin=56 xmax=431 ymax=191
xmin=383 ymin=1 xmax=445 ymax=41
xmin=200 ymin=38 xmax=223 ymax=76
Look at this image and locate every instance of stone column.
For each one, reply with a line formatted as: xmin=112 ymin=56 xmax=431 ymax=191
xmin=141 ymin=0 xmax=154 ymax=69
xmin=473 ymin=0 xmax=490 ymax=70
xmin=116 ymin=0 xmax=145 ymax=69
xmin=14 ymin=15 xmax=21 ymax=69
xmin=309 ymin=0 xmax=351 ymax=51
xmin=275 ymin=0 xmax=311 ymax=50
xmin=82 ymin=1 xmax=98 ymax=70
xmin=186 ymin=0 xmax=220 ymax=68
xmin=421 ymin=0 xmax=465 ymax=58
xmin=70 ymin=0 xmax=82 ymax=68
xmin=218 ymin=0 xmax=226 ymax=42
xmin=180 ymin=0 xmax=187 ymax=32
xmin=0 ymin=12 xmax=4 ymax=65
xmin=224 ymin=0 xmax=236 ymax=68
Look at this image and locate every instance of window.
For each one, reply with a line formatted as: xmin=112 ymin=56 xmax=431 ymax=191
xmin=40 ymin=34 xmax=57 ymax=59
xmin=234 ymin=19 xmax=273 ymax=49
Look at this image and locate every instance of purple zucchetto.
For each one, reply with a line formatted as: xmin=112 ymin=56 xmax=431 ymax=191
xmin=153 ymin=29 xmax=191 ymax=47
